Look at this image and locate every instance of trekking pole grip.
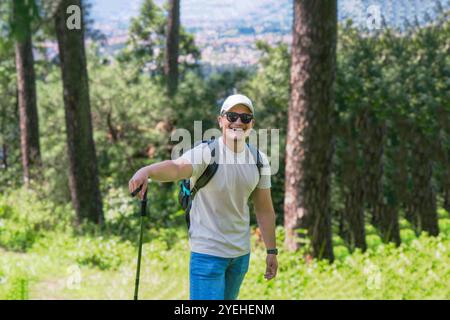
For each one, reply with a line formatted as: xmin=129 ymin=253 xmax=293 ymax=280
xmin=140 ymin=189 xmax=147 ymax=217
xmin=130 ymin=185 xmax=143 ymax=197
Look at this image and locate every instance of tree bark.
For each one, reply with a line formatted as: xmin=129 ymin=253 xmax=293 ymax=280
xmin=362 ymin=111 xmax=400 ymax=245
xmin=443 ymin=159 xmax=450 ymax=214
xmin=54 ymin=0 xmax=103 ymax=224
xmin=164 ymin=0 xmax=180 ymax=97
xmin=408 ymin=130 xmax=439 ymax=236
xmin=391 ymin=120 xmax=410 ymax=210
xmin=435 ymin=106 xmax=450 ymax=214
xmin=284 ymin=0 xmax=337 ymax=261
xmin=13 ymin=0 xmax=41 ymax=187
xmin=1 ymin=144 xmax=7 ymax=170
xmin=441 ymin=145 xmax=450 ymax=216
xmin=337 ymin=119 xmax=367 ymax=252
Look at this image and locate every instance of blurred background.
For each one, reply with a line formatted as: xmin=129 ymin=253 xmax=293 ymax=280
xmin=0 ymin=0 xmax=449 ymax=299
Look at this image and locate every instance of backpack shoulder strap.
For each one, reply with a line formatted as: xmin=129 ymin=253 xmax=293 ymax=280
xmin=246 ymin=142 xmax=263 ymax=176
xmin=191 ymin=139 xmax=219 ymax=197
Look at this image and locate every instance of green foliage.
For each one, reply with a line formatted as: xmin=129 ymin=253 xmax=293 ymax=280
xmin=10 ymin=0 xmax=40 ymax=42
xmin=0 ymin=32 xmax=20 ymax=193
xmin=0 ymin=250 xmax=33 ymax=300
xmin=4 ymin=278 xmax=29 ymax=300
xmin=240 ymin=230 xmax=450 ymax=299
xmin=0 ymin=270 xmax=30 ymax=300
xmin=0 ymin=188 xmax=74 ymax=252
xmin=72 ymin=237 xmax=134 ymax=271
xmin=102 ymin=182 xmax=138 ymax=236
xmin=438 ymin=215 xmax=450 ymax=235
xmin=0 ymin=191 xmax=448 ymax=299
xmin=2 ymin=223 xmax=449 ymax=300
xmin=117 ymin=0 xmax=200 ymax=78
xmin=244 ymin=41 xmax=290 ymax=131
xmin=243 ymin=41 xmax=290 ymax=221
xmin=87 ymin=55 xmax=174 ymax=183
xmin=0 ymin=222 xmax=37 ymax=253
xmin=100 ymin=181 xmax=183 ymax=241
xmin=0 ymin=2 xmax=449 ymax=301
xmin=35 ymin=66 xmax=70 ymax=204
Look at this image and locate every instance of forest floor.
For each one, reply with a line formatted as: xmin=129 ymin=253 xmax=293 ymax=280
xmin=1 ymin=205 xmax=449 ymax=300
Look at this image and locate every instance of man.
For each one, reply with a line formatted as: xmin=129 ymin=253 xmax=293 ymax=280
xmin=128 ymin=94 xmax=278 ymax=300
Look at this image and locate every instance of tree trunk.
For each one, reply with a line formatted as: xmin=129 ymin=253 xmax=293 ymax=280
xmin=392 ymin=121 xmax=410 ymax=211
xmin=443 ymin=157 xmax=450 ymax=214
xmin=284 ymin=0 xmax=337 ymax=262
xmin=13 ymin=0 xmax=41 ymax=187
xmin=377 ymin=202 xmax=401 ymax=244
xmin=1 ymin=144 xmax=7 ymax=170
xmin=338 ymin=120 xmax=367 ymax=252
xmin=435 ymin=106 xmax=450 ymax=214
xmin=164 ymin=0 xmax=180 ymax=97
xmin=55 ymin=0 xmax=103 ymax=225
xmin=409 ymin=130 xmax=439 ymax=236
xmin=441 ymin=148 xmax=450 ymax=216
xmin=382 ymin=120 xmax=407 ymax=246
xmin=392 ymin=117 xmax=417 ymax=231
xmin=361 ymin=112 xmax=384 ymax=227
xmin=362 ymin=111 xmax=400 ymax=245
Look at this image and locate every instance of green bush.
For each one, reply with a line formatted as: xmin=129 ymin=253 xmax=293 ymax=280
xmin=366 ymin=234 xmax=383 ymax=250
xmin=3 ymin=277 xmax=29 ymax=300
xmin=1 ymin=187 xmax=449 ymax=299
xmin=101 ymin=182 xmax=139 ymax=239
xmin=400 ymin=229 xmax=417 ymax=245
xmin=334 ymin=245 xmax=351 ymax=260
xmin=0 ymin=189 xmax=74 ymax=252
xmin=439 ymin=218 xmax=450 ymax=237
xmin=437 ymin=208 xmax=449 ymax=219
xmin=240 ymin=232 xmax=450 ymax=299
xmin=0 ymin=223 xmax=37 ymax=252
xmin=0 ymin=258 xmax=30 ymax=300
xmin=72 ymin=237 xmax=134 ymax=270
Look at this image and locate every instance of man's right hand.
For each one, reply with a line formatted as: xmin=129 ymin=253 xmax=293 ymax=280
xmin=128 ymin=159 xmax=193 ymax=199
xmin=128 ymin=167 xmax=149 ymax=200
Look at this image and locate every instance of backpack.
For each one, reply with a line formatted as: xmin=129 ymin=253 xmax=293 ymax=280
xmin=178 ymin=138 xmax=263 ymax=230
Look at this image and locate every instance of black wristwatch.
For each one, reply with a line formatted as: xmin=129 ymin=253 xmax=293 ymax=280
xmin=266 ymin=248 xmax=278 ymax=255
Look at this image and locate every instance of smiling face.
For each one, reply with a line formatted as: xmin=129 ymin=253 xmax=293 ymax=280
xmin=218 ymin=104 xmax=255 ymax=141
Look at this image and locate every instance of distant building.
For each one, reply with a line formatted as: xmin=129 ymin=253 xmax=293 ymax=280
xmin=86 ymin=0 xmax=450 ymax=70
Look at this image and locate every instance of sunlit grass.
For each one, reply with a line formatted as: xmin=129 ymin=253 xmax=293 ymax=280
xmin=1 ymin=189 xmax=449 ymax=300
xmin=1 ymin=225 xmax=448 ymax=300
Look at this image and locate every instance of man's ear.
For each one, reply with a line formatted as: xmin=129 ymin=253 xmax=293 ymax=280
xmin=217 ymin=116 xmax=222 ymax=128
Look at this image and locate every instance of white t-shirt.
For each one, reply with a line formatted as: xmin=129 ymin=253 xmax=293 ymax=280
xmin=179 ymin=136 xmax=271 ymax=258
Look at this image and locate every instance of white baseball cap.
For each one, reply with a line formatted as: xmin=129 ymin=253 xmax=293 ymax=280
xmin=220 ymin=94 xmax=254 ymax=114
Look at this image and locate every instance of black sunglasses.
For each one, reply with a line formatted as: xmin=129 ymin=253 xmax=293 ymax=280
xmin=222 ymin=111 xmax=254 ymax=124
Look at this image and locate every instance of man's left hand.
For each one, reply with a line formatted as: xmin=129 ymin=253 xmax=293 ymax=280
xmin=265 ymin=254 xmax=278 ymax=280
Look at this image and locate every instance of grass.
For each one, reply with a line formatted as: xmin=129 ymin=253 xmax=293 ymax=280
xmin=1 ymin=227 xmax=448 ymax=300
xmin=0 ymin=233 xmax=190 ymax=300
xmin=0 ymin=189 xmax=449 ymax=300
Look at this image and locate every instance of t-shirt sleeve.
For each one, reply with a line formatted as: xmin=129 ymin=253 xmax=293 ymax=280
xmin=256 ymin=151 xmax=271 ymax=189
xmin=179 ymin=142 xmax=210 ymax=181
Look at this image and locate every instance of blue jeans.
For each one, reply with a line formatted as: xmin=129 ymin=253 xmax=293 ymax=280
xmin=189 ymin=251 xmax=250 ymax=300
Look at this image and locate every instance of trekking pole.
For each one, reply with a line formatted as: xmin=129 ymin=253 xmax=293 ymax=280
xmin=130 ymin=184 xmax=147 ymax=300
